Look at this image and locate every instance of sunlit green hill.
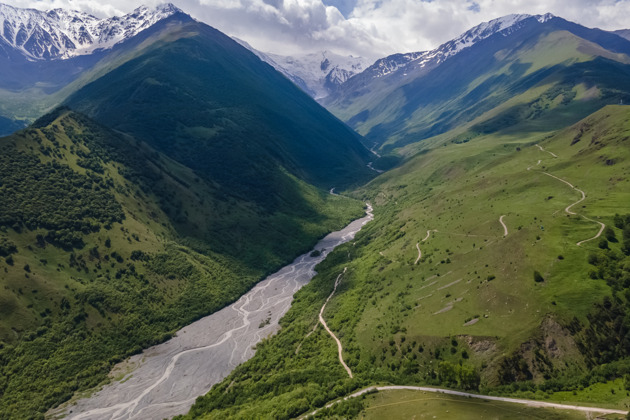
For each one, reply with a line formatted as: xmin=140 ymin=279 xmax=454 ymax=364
xmin=184 ymin=105 xmax=630 ymax=418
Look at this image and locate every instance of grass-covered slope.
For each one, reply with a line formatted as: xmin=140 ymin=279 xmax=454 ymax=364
xmin=182 ymin=105 xmax=630 ymax=419
xmin=324 ymin=16 xmax=630 ymax=154
xmin=64 ymin=15 xmax=373 ymax=195
xmin=0 ymin=109 xmax=364 ymax=418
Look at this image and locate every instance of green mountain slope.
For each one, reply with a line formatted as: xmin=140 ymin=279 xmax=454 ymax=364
xmin=64 ymin=14 xmax=373 ymax=196
xmin=324 ymin=17 xmax=630 ymax=155
xmin=0 ymin=109 xmax=364 ymax=418
xmin=182 ymin=105 xmax=630 ymax=419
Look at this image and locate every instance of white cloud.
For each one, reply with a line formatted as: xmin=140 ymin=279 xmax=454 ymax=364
xmin=4 ymin=0 xmax=630 ymax=59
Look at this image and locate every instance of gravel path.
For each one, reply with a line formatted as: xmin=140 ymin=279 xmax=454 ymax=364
xmin=318 ymin=268 xmax=353 ymax=378
xmin=302 ymin=386 xmax=628 ymax=418
xmin=422 ymin=229 xmax=436 ymax=242
xmin=536 ymin=143 xmax=558 ymax=158
xmin=499 ymin=215 xmax=508 ymax=236
xmin=541 ymin=172 xmax=606 ymax=246
xmin=55 ymin=205 xmax=374 ymax=420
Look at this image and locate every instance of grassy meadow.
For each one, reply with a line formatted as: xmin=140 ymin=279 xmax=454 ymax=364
xmin=183 ymin=105 xmax=630 ymax=419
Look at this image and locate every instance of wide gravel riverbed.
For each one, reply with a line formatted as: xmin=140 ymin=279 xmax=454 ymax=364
xmin=56 ymin=204 xmax=373 ymax=420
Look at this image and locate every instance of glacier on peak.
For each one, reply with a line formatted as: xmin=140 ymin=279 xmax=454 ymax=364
xmin=233 ymin=39 xmax=371 ymax=99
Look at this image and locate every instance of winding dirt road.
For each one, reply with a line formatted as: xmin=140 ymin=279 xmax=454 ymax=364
xmin=367 ymin=161 xmax=384 ymax=173
xmin=414 ymin=243 xmax=422 ymax=264
xmin=536 ymin=143 xmax=558 ymax=158
xmin=56 ymin=205 xmax=374 ymax=420
xmin=541 ymin=172 xmax=606 ymax=246
xmin=414 ymin=229 xmax=437 ymax=265
xmin=422 ymin=229 xmax=436 ymax=242
xmin=499 ymin=215 xmax=508 ymax=237
xmin=527 ymin=159 xmax=542 ymax=171
xmin=318 ymin=268 xmax=353 ymax=378
xmin=302 ymin=386 xmax=628 ymax=418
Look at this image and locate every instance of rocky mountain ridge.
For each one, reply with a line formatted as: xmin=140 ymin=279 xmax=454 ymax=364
xmin=0 ymin=2 xmax=181 ymax=60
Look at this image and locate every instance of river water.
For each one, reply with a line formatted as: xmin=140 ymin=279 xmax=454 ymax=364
xmin=57 ymin=204 xmax=373 ymax=420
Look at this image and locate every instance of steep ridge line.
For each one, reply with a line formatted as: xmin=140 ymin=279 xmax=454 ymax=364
xmin=319 ymin=267 xmax=353 ymax=378
xmin=540 ymin=172 xmax=606 ymax=246
xmin=300 ymin=386 xmax=628 ymax=419
xmin=499 ymin=215 xmax=508 ymax=236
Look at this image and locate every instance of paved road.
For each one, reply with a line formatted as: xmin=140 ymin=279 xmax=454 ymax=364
xmin=56 ymin=205 xmax=374 ymax=420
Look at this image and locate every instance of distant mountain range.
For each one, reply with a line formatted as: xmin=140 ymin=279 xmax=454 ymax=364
xmin=320 ymin=13 xmax=630 ymax=154
xmin=2 ymin=4 xmax=630 ymax=418
xmin=0 ymin=3 xmax=181 ymax=60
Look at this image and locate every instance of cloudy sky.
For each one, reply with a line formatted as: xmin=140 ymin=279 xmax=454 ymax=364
xmin=5 ymin=0 xmax=630 ymax=59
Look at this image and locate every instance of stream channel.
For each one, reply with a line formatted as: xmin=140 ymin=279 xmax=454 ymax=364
xmin=57 ymin=204 xmax=374 ymax=420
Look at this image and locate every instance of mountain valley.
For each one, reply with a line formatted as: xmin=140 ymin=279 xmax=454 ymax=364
xmin=0 ymin=3 xmax=629 ymax=420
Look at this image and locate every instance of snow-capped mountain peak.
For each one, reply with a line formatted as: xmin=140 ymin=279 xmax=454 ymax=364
xmin=0 ymin=3 xmax=183 ymax=60
xmin=233 ymin=39 xmax=371 ymax=99
xmin=364 ymin=13 xmax=556 ymax=80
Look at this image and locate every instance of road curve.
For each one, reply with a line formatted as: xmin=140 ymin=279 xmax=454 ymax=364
xmin=422 ymin=229 xmax=436 ymax=242
xmin=535 ymin=144 xmax=558 ymax=158
xmin=414 ymin=243 xmax=422 ymax=264
xmin=55 ymin=204 xmax=374 ymax=420
xmin=301 ymin=386 xmax=628 ymax=418
xmin=541 ymin=172 xmax=606 ymax=246
xmin=318 ymin=268 xmax=353 ymax=378
xmin=499 ymin=215 xmax=508 ymax=237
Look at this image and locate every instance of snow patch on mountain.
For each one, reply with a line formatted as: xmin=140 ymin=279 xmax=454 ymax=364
xmin=0 ymin=3 xmax=181 ymax=60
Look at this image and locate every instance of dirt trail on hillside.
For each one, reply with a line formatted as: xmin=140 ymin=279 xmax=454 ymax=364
xmin=499 ymin=215 xmax=508 ymax=236
xmin=527 ymin=159 xmax=542 ymax=171
xmin=415 ymin=229 xmax=438 ymax=264
xmin=422 ymin=229 xmax=437 ymax=242
xmin=536 ymin=144 xmax=558 ymax=158
xmin=367 ymin=161 xmax=384 ymax=173
xmin=318 ymin=268 xmax=353 ymax=378
xmin=541 ymin=172 xmax=605 ymax=246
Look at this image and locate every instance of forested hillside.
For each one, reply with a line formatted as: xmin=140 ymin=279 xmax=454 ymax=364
xmin=0 ymin=109 xmax=364 ymax=418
